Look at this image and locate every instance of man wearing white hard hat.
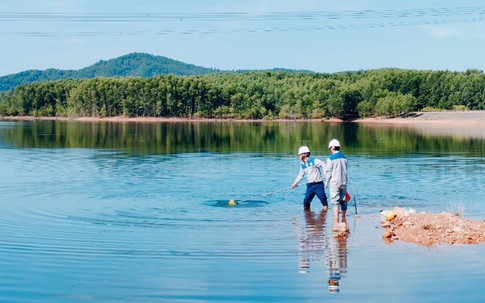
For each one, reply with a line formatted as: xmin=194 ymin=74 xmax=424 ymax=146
xmin=325 ymin=139 xmax=349 ymax=230
xmin=291 ymin=146 xmax=328 ymax=210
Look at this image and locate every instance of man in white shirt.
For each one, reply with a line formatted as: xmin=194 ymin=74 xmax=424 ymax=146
xmin=292 ymin=146 xmax=328 ymax=210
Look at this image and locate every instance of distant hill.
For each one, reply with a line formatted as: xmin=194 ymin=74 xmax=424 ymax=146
xmin=0 ymin=53 xmax=316 ymax=92
xmin=0 ymin=53 xmax=222 ymax=92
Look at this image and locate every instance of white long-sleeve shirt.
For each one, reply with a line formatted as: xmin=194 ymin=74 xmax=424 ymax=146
xmin=325 ymin=151 xmax=348 ymax=186
xmin=292 ymin=157 xmax=326 ymax=186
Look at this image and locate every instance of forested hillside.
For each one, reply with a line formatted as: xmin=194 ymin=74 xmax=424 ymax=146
xmin=0 ymin=53 xmax=221 ymax=92
xmin=0 ymin=69 xmax=484 ymax=119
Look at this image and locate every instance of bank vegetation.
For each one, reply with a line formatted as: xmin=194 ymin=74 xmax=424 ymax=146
xmin=0 ymin=69 xmax=483 ymax=120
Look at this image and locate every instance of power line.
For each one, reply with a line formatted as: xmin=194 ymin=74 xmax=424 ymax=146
xmin=6 ymin=16 xmax=485 ymax=37
xmin=1 ymin=6 xmax=484 ymax=37
xmin=0 ymin=6 xmax=484 ymax=22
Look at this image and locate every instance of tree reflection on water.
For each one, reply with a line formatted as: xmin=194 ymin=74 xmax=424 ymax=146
xmin=0 ymin=120 xmax=482 ymax=156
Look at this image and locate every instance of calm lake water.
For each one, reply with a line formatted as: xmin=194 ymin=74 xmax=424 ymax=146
xmin=0 ymin=120 xmax=484 ymax=303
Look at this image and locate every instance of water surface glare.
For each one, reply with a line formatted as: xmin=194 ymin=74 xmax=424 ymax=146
xmin=0 ymin=121 xmax=484 ymax=302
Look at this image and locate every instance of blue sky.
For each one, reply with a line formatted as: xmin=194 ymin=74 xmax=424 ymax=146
xmin=1 ymin=0 xmax=484 ymax=76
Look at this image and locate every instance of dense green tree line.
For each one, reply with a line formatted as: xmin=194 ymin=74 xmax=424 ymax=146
xmin=1 ymin=69 xmax=484 ymax=119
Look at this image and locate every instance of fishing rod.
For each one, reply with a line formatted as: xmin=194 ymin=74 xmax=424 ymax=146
xmin=229 ymin=186 xmax=294 ymax=205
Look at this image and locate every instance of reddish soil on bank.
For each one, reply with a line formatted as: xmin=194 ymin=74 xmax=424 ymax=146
xmin=381 ymin=210 xmax=485 ymax=246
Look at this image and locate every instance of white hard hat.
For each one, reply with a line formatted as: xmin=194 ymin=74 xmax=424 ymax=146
xmin=298 ymin=146 xmax=311 ymax=155
xmin=328 ymin=139 xmax=341 ymax=148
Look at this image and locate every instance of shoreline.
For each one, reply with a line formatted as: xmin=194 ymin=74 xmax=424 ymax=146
xmin=1 ymin=111 xmax=484 ymax=126
xmin=354 ymin=110 xmax=485 ymax=127
xmin=0 ymin=115 xmax=342 ymax=123
xmin=356 ymin=111 xmax=485 ymax=139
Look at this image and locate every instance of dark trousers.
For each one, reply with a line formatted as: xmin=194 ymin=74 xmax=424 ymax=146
xmin=304 ymin=181 xmax=328 ymax=208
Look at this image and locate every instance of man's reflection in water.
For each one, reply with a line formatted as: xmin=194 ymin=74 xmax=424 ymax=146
xmin=326 ymin=233 xmax=348 ymax=293
xmin=295 ymin=208 xmax=349 ymax=293
xmin=294 ymin=208 xmax=327 ymax=274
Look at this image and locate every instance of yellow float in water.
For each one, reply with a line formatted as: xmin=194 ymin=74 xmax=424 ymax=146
xmin=228 ymin=199 xmax=237 ymax=206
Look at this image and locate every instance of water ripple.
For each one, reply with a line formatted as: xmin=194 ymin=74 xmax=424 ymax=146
xmin=1 ymin=143 xmax=484 ymax=302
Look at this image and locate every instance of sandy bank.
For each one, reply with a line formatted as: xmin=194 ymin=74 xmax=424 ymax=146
xmin=0 ymin=116 xmax=341 ymax=123
xmin=356 ymin=111 xmax=485 ymax=139
xmin=1 ymin=111 xmax=484 ymax=124
xmin=356 ymin=110 xmax=485 ymax=126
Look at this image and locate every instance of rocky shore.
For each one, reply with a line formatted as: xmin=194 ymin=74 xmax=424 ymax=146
xmin=381 ymin=207 xmax=485 ymax=246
